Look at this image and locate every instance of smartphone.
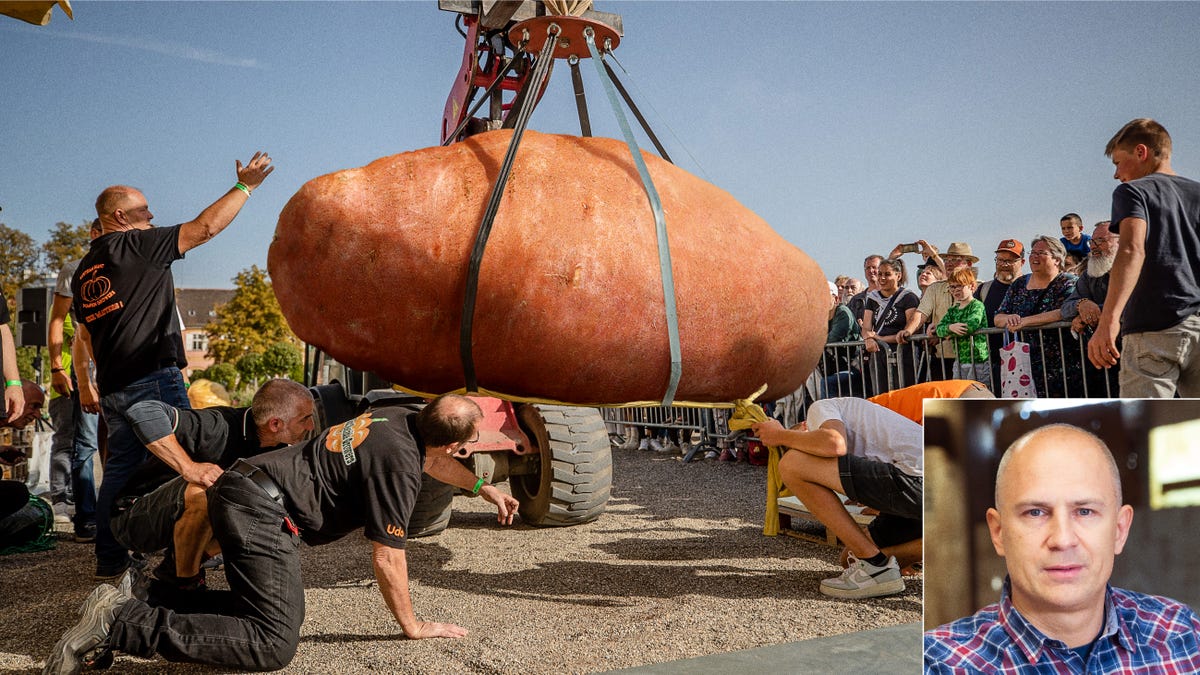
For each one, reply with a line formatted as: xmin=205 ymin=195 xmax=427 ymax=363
xmin=899 ymin=243 xmax=920 ymax=254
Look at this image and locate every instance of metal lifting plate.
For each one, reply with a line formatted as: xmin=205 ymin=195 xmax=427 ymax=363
xmin=509 ymin=15 xmax=620 ymax=59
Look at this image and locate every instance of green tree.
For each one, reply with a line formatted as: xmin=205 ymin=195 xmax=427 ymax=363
xmin=204 ymin=266 xmax=297 ymax=364
xmin=1 ymin=224 xmax=41 ymax=379
xmin=0 ymin=223 xmax=40 ymax=309
xmin=235 ymin=352 xmax=266 ymax=390
xmin=41 ymin=220 xmax=94 ymax=275
xmin=261 ymin=341 xmax=302 ymax=380
xmin=201 ymin=363 xmax=239 ymax=391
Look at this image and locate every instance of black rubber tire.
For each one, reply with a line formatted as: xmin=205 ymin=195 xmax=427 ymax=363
xmin=511 ymin=404 xmax=612 ymax=527
xmin=407 ymin=472 xmax=454 ymax=538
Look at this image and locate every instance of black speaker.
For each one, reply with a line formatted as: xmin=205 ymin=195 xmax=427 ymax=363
xmin=16 ymin=286 xmax=54 ymax=348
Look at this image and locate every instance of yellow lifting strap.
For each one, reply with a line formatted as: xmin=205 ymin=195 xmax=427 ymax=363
xmin=725 ymin=384 xmax=792 ymax=537
xmin=389 ymin=383 xmax=739 ymax=410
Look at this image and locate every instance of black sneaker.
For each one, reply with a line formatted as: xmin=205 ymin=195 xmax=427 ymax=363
xmin=93 ymin=560 xmax=129 ymax=583
xmin=42 ymin=584 xmax=129 ymax=675
xmin=73 ymin=522 xmax=96 ymax=544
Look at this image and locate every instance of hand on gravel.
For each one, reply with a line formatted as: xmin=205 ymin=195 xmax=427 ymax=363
xmin=407 ymin=621 xmax=468 ymax=640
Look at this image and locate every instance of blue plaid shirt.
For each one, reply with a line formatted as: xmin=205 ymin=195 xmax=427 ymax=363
xmin=925 ymin=578 xmax=1200 ymax=673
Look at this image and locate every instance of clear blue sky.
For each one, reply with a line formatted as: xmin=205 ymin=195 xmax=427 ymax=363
xmin=3 ymin=1 xmax=1200 ymax=289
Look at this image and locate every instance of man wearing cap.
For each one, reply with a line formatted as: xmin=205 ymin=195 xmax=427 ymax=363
xmin=897 ymin=242 xmax=978 ymax=384
xmin=975 ymin=239 xmax=1025 ymax=392
xmin=1062 ymin=221 xmax=1121 ymax=397
xmin=916 ymin=260 xmax=946 ymax=293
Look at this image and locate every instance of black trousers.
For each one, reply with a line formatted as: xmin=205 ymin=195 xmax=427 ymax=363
xmin=109 ymin=471 xmax=304 ymax=670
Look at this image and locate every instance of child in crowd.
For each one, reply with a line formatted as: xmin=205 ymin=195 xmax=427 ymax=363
xmin=936 ymin=268 xmax=991 ymax=384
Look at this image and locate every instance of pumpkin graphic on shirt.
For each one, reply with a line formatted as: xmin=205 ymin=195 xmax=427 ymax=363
xmin=324 ymin=413 xmax=384 ymax=465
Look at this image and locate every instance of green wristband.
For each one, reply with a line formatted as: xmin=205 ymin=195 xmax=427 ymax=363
xmin=234 ymin=182 xmax=251 ymax=196
xmin=471 ymin=477 xmax=485 ymax=496
xmin=4 ymin=380 xmax=20 ymax=388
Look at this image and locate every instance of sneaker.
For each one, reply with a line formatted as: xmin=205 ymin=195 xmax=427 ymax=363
xmin=93 ymin=560 xmax=129 ymax=583
xmin=648 ymin=438 xmax=665 ymax=453
xmin=703 ymin=450 xmax=720 ymax=460
xmin=819 ymin=554 xmax=905 ymax=599
xmin=42 ymin=583 xmax=129 ymax=675
xmin=73 ymin=522 xmax=96 ymax=544
xmin=53 ymin=501 xmax=72 ymax=524
xmin=717 ymin=448 xmax=735 ymax=462
xmin=637 ymin=438 xmax=650 ymax=451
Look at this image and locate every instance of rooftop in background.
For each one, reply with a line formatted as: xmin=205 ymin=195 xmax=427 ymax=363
xmin=175 ymin=288 xmax=233 ymax=329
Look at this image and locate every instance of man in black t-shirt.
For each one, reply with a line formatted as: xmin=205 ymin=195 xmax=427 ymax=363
xmin=72 ymin=152 xmax=274 ymax=581
xmin=1090 ymin=119 xmax=1200 ymax=397
xmin=46 ymin=394 xmax=520 ymax=673
xmin=110 ymin=379 xmax=314 ymax=596
xmin=1 ymin=291 xmax=24 ymax=423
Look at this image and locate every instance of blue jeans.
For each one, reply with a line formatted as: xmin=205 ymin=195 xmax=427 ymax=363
xmin=109 ymin=471 xmax=304 ymax=670
xmin=48 ymin=387 xmax=99 ymax=530
xmin=47 ymin=396 xmax=75 ymax=501
xmin=96 ymin=368 xmax=190 ymax=572
xmin=71 ymin=391 xmax=99 ymax=531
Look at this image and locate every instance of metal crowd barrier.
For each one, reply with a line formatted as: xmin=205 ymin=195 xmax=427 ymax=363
xmin=602 ymin=322 xmax=1119 ymax=457
xmin=602 ymin=406 xmax=748 ymax=462
xmin=820 ymin=323 xmax=1117 ymax=400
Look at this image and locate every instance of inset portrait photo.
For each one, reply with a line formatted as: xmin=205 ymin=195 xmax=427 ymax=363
xmin=923 ymin=399 xmax=1200 ymax=673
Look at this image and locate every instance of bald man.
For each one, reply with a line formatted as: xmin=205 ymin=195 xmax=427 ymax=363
xmin=925 ymin=424 xmax=1200 ymax=672
xmin=74 ymin=153 xmax=273 ymax=581
xmin=45 ymin=394 xmax=520 ymax=674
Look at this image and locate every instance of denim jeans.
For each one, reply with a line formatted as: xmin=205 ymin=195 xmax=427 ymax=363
xmin=71 ymin=390 xmax=99 ymax=531
xmin=47 ymin=386 xmax=99 ymax=530
xmin=96 ymin=367 xmax=190 ymax=573
xmin=109 ymin=471 xmax=304 ymax=670
xmin=47 ymin=396 xmax=75 ymax=501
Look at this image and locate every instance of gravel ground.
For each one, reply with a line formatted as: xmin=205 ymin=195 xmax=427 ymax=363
xmin=0 ymin=445 xmax=921 ymax=674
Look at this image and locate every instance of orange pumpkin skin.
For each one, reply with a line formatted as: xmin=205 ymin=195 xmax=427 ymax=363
xmin=269 ymin=130 xmax=827 ymax=404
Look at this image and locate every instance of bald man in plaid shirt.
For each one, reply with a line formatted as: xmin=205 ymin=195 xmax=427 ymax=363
xmin=924 ymin=424 xmax=1200 ymax=673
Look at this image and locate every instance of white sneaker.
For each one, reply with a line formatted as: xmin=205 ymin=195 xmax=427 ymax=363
xmin=648 ymin=438 xmax=665 ymax=452
xmin=637 ymin=438 xmax=650 ymax=451
xmin=53 ymin=501 xmax=72 ymax=524
xmin=819 ymin=554 xmax=905 ymax=599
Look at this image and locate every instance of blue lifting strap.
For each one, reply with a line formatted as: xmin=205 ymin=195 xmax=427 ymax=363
xmin=585 ymin=28 xmax=682 ymax=407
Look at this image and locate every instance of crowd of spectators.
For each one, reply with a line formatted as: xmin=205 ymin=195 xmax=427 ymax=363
xmin=816 ymin=223 xmax=1118 ymax=401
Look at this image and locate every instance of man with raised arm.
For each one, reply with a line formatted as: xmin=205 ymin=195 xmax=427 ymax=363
xmin=73 ymin=152 xmax=274 ymax=580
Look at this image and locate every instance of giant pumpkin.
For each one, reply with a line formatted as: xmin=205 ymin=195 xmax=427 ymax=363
xmin=269 ymin=130 xmax=827 ymax=404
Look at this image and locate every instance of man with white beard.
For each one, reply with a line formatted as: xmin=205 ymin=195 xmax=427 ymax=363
xmin=1062 ymin=221 xmax=1120 ymax=395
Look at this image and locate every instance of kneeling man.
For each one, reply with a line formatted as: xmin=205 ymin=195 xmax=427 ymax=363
xmin=44 ymin=394 xmax=519 ymax=674
xmin=754 ymin=397 xmax=922 ymax=599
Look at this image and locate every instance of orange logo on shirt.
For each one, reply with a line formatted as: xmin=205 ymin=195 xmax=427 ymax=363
xmin=324 ymin=413 xmax=386 ymax=466
xmin=386 ymin=523 xmax=405 ymax=538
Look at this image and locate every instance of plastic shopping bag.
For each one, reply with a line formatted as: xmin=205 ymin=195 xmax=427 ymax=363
xmin=999 ymin=334 xmax=1037 ymax=398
